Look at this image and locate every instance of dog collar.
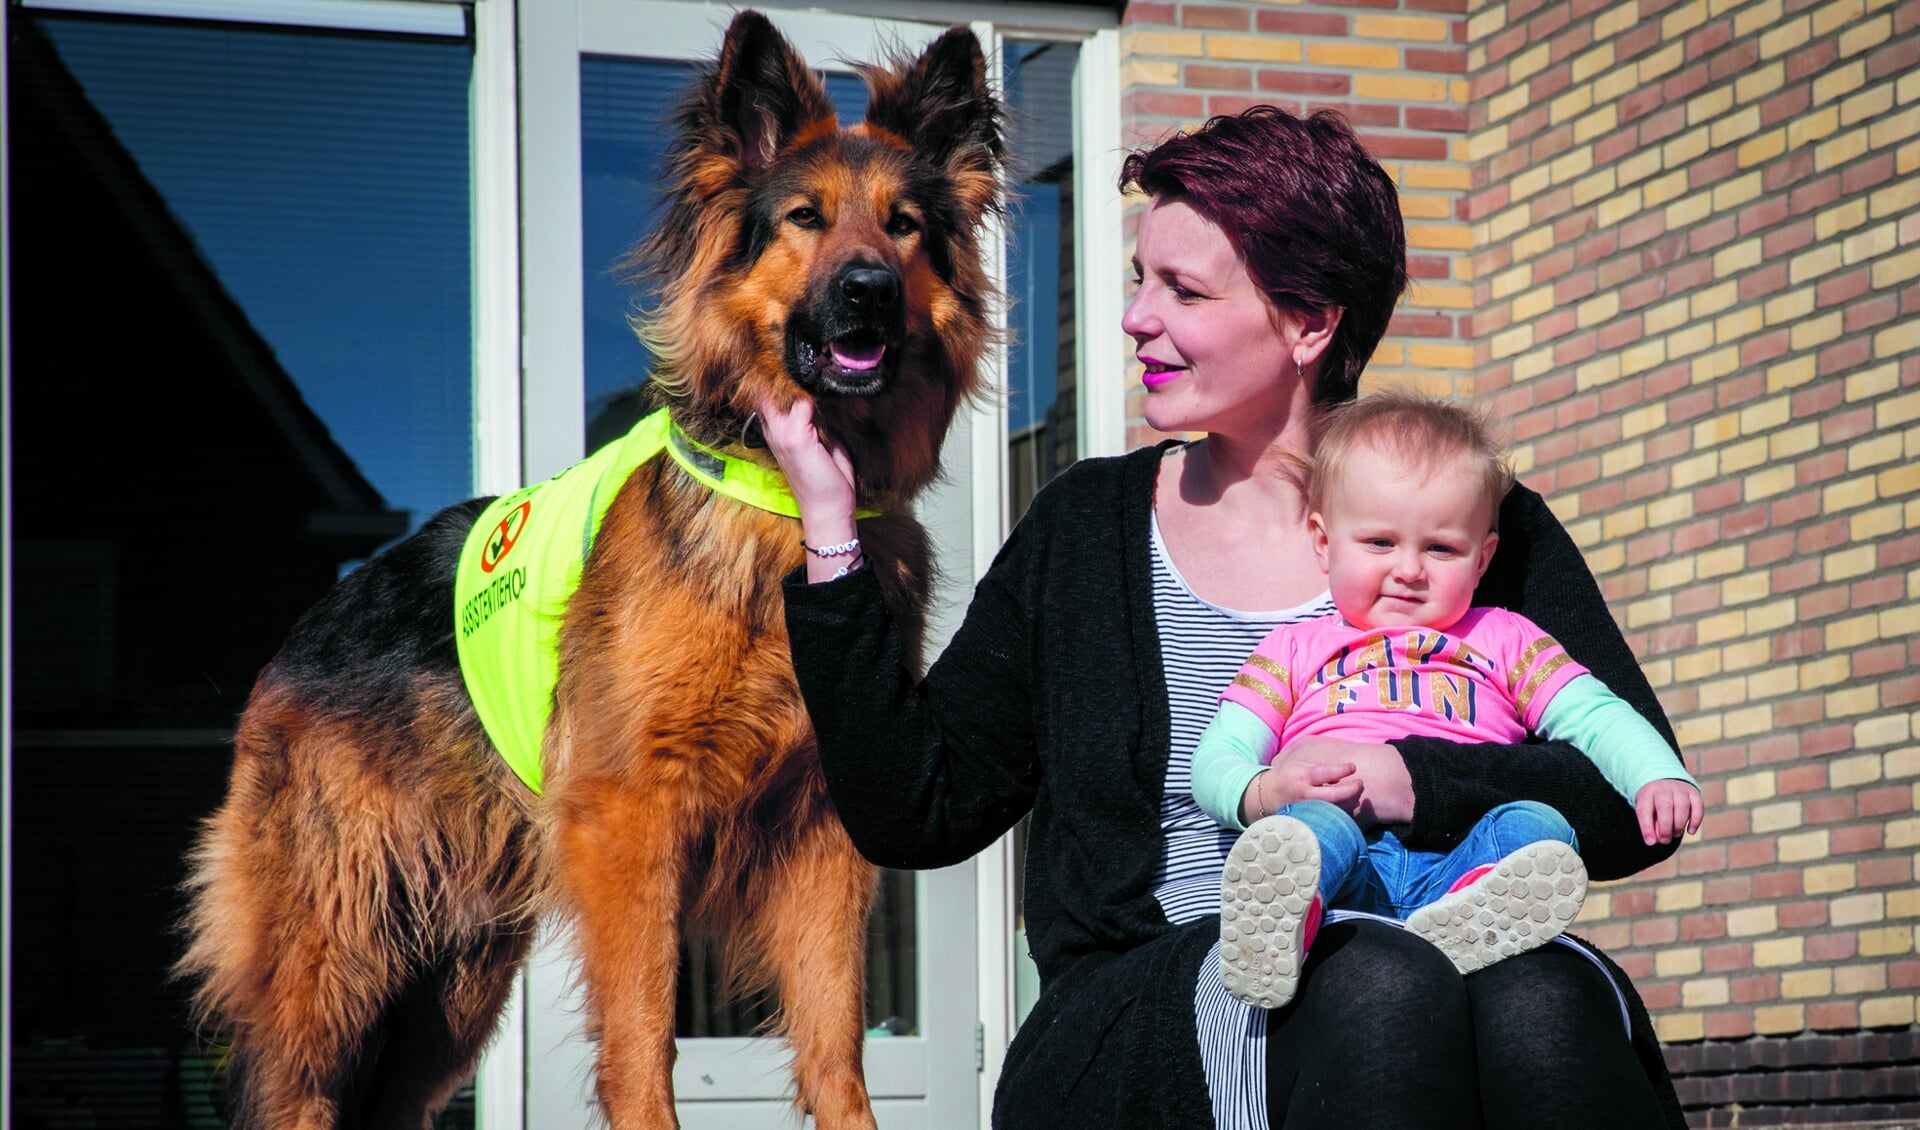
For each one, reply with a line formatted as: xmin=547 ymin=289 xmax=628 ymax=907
xmin=661 ymin=413 xmax=877 ymax=520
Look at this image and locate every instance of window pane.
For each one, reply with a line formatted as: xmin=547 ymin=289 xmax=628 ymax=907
xmin=9 ymin=14 xmax=473 ymax=1127
xmin=1003 ymin=39 xmax=1080 ymax=520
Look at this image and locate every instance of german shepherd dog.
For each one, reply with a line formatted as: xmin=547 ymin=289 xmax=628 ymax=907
xmin=178 ymin=12 xmax=1002 ymax=1128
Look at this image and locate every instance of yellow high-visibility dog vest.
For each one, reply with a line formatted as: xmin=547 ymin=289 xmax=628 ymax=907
xmin=453 ymin=409 xmax=820 ymax=793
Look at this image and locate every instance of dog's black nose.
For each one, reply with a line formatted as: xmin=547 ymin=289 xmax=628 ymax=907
xmin=838 ymin=267 xmax=900 ymax=310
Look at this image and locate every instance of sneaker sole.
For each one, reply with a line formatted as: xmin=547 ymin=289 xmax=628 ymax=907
xmin=1405 ymin=840 xmax=1588 ymax=975
xmin=1220 ymin=815 xmax=1321 ymax=1009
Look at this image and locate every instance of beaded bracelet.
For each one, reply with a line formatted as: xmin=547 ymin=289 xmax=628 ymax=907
xmin=802 ymin=537 xmax=861 ymax=557
xmin=831 ymin=555 xmax=867 ymax=580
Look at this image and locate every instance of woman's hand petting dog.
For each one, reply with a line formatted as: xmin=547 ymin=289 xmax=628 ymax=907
xmin=760 ymin=396 xmax=864 ymax=582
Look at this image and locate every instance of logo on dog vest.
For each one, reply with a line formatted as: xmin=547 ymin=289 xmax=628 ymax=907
xmin=481 ymin=501 xmax=531 ymax=573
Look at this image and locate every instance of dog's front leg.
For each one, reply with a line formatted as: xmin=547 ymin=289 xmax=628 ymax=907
xmin=757 ymin=812 xmax=881 ymax=1130
xmin=551 ymin=779 xmax=695 ymax=1130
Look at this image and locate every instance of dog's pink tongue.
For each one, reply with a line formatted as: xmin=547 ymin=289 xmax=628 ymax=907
xmin=831 ymin=340 xmax=885 ymax=371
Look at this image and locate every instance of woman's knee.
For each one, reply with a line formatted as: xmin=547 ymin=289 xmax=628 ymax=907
xmin=1298 ymin=921 xmax=1468 ymax=1023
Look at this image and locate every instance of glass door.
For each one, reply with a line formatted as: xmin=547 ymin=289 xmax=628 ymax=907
xmin=499 ymin=3 xmax=985 ymax=1126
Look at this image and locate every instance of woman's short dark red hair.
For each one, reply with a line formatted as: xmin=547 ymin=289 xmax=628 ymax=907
xmin=1118 ymin=106 xmax=1408 ymax=404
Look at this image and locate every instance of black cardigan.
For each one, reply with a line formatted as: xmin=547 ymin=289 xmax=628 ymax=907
xmin=784 ymin=443 xmax=1687 ymax=1126
xmin=787 ymin=442 xmax=1685 ymax=982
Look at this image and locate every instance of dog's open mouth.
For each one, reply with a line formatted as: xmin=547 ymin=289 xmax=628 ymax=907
xmin=789 ymin=328 xmax=894 ymax=396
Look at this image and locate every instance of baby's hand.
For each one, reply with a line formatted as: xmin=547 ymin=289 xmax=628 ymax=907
xmin=1243 ymin=760 xmax=1364 ymax=825
xmin=1634 ymin=779 xmax=1703 ymax=845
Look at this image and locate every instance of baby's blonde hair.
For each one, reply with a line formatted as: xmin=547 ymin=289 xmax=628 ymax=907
xmin=1308 ymin=389 xmax=1515 ymax=527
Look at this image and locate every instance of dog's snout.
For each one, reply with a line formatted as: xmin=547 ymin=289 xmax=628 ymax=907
xmin=838 ymin=266 xmax=900 ymax=310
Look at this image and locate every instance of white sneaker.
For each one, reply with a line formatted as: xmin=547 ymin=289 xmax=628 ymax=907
xmin=1220 ymin=815 xmax=1325 ymax=1009
xmin=1404 ymin=840 xmax=1587 ymax=974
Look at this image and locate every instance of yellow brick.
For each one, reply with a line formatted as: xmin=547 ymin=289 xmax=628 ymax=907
xmin=1770 ymin=422 xmax=1820 ymax=460
xmin=1352 ymin=14 xmax=1452 ymax=40
xmin=1885 ymin=462 xmax=1920 ymax=497
xmin=1833 ymin=753 xmax=1884 ymax=788
xmin=1594 ymin=61 xmax=1637 ymax=103
xmin=1783 ymin=969 xmax=1834 ymax=998
xmin=1844 ymin=220 xmax=1899 ymax=264
xmin=1791 ymin=243 xmax=1845 ymax=283
xmin=1659 ymin=1013 xmax=1707 ymax=1042
xmin=1675 ymin=715 xmax=1724 ymax=747
xmin=1659 ymin=881 xmax=1706 ymax=911
xmin=1551 ymin=145 xmax=1595 ymax=184
xmin=1663 ymin=0 xmax=1709 ymax=36
xmin=1854 ymin=503 xmax=1904 ymax=540
xmin=1841 ymin=81 xmax=1896 ymax=127
xmin=1817 ymin=125 xmax=1872 ymax=171
xmin=1759 ymin=14 xmax=1811 ymax=58
xmin=1711 ymin=105 xmax=1762 ymax=149
xmin=1746 ymin=464 xmax=1796 ymax=501
xmin=1511 ymin=347 xmax=1555 ymax=383
xmin=1747 ymin=664 xmax=1797 ymax=698
xmin=1861 ymin=926 xmax=1915 ymax=957
xmin=1791 ymin=310 xmax=1845 ymax=351
xmin=1485 ymin=85 xmax=1530 ymax=123
xmin=1724 ymin=637 xmax=1772 ymax=672
xmin=1747 ymin=598 xmax=1795 ymax=635
xmin=1649 ymin=296 xmax=1691 ymax=336
xmin=1579 ymin=292 xmax=1622 ymax=329
xmin=1573 ymin=43 xmax=1615 ymax=84
xmin=1214 ymin=35 xmax=1307 ymax=63
xmin=1727 ymin=770 xmax=1778 ymax=804
xmin=1356 ymin=74 xmax=1452 ymax=103
xmin=1716 ymin=238 xmax=1764 ymax=275
xmin=1575 ymin=105 xmax=1617 ymax=145
xmin=1852 ymin=432 xmax=1906 ymax=470
xmin=1876 ymin=246 xmax=1920 ymax=289
xmin=1802 ymin=654 xmax=1852 ymax=689
xmin=1698 ymin=608 xmax=1745 ymax=644
xmin=1768 ymin=355 xmax=1819 ymax=391
xmin=1755 ymin=1005 xmax=1806 ymax=1035
xmin=1736 ymin=61 xmax=1786 ymax=104
xmin=1878 ymin=319 xmax=1920 ymax=358
xmin=1658 ymin=947 xmax=1704 ymax=977
xmin=1885 ymin=747 xmax=1920 ymax=779
xmin=1837 ymin=965 xmax=1891 ymax=994
xmin=1595 ymin=1 xmax=1637 ymax=38
xmin=1406 ymin=223 xmax=1473 ymax=251
xmin=1622 ymin=402 xmax=1666 ymax=438
xmin=1840 ymin=14 xmax=1893 ymax=59
xmin=1893 ymin=874 xmax=1920 ymax=905
xmin=1871 ymin=176 xmax=1920 ymax=220
xmin=1511 ymin=284 xmax=1554 ymax=322
xmin=1701 ymin=675 xmax=1748 ymax=710
xmin=1862 ymin=996 xmax=1917 ymax=1028
xmin=1813 ymin=0 xmax=1867 ymax=38
xmin=1121 ymin=29 xmax=1205 ymax=56
xmin=1664 ymin=126 xmax=1712 ymax=168
xmin=1490 ymin=325 xmax=1533 ymax=360
xmin=1510 ymin=165 xmax=1552 ymax=204
xmin=1815 ymin=60 xmax=1867 ymax=105
xmin=1834 ymin=892 xmax=1888 ymax=927
xmin=1673 ymin=451 xmax=1719 ymax=488
xmin=1743 ymin=128 xmax=1781 ymax=165
xmin=1754 ymin=937 xmax=1804 ymax=966
xmin=1490 ymin=264 xmax=1533 ymax=300
xmin=1827 ymin=683 xmax=1881 ymax=717
xmin=1551 ymin=86 xmax=1594 ymax=125
xmin=1804 ymin=863 xmax=1857 ymax=894
xmin=1408 ymin=343 xmax=1474 ymax=369
xmin=1735 ymin=0 xmax=1785 ymax=35
xmin=1508 ymin=41 xmax=1552 ymax=83
xmin=1825 ymin=474 xmax=1878 ymax=512
xmin=1753 ymin=800 xmax=1805 ymax=834
xmin=1692 ymin=280 xmax=1741 ymax=322
xmin=1601 ymin=442 xmax=1645 ymax=477
xmin=1618 ymin=147 xmax=1662 ymax=189
xmin=1818 ymin=198 xmax=1870 ymax=242
xmin=1597 ymin=187 xmax=1643 ymax=228
xmin=1717 ymin=305 xmax=1765 ymax=344
xmin=1765 ymin=287 xmax=1816 ymax=325
xmin=1675 ymin=644 xmax=1722 ymax=679
xmin=1858 ymin=713 xmax=1913 ymax=748
xmin=1891 ymin=816 xmax=1920 ymax=850
xmin=1729 ymin=905 xmax=1780 ymax=936
xmin=1622 ymin=339 xmax=1666 ymax=375
xmin=1789 ymin=105 xmax=1841 ymax=150
xmin=1826 ymin=544 xmax=1878 ymax=582
xmin=1683 ymin=977 xmax=1732 ymax=1007
xmin=1626 ymin=592 xmax=1670 ymax=628
xmin=1466 ymin=7 xmax=1507 ymax=41
xmin=1639 ymin=41 xmax=1685 ymax=83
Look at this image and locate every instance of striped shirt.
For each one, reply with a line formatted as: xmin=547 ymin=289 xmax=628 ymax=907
xmin=1148 ymin=509 xmax=1334 ymax=1129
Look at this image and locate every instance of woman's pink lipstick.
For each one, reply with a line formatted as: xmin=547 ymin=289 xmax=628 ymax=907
xmin=1140 ymin=358 xmax=1182 ymax=388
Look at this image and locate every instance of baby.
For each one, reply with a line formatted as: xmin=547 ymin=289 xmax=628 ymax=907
xmin=1190 ymin=390 xmax=1702 ymax=1009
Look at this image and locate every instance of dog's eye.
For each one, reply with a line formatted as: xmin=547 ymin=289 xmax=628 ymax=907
xmin=787 ymin=206 xmax=823 ymax=229
xmin=886 ymin=213 xmax=919 ymax=237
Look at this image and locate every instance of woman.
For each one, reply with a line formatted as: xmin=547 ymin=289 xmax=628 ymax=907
xmin=763 ymin=106 xmax=1687 ymax=1128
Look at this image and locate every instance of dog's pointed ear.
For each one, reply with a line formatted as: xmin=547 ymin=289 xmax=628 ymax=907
xmin=709 ymin=10 xmax=836 ymax=173
xmin=864 ymin=28 xmax=1005 ymax=182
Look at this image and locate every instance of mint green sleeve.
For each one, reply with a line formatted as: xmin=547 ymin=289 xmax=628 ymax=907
xmin=1537 ymin=673 xmax=1699 ymax=804
xmin=1190 ymin=700 xmax=1281 ymax=831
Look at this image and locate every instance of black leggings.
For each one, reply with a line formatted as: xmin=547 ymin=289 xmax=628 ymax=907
xmin=1266 ymin=923 xmax=1668 ymax=1128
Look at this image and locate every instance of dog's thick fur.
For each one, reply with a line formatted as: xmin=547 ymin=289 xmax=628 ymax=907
xmin=177 ymin=14 xmax=1002 ymax=1128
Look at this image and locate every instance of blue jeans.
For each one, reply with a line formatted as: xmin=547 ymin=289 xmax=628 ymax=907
xmin=1273 ymin=799 xmax=1578 ymax=918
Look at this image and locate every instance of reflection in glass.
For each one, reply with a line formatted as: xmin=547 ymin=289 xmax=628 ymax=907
xmin=10 ymin=13 xmax=474 ymax=1127
xmin=579 ymin=54 xmax=917 ymax=1039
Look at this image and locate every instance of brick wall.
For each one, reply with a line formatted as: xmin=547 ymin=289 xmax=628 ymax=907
xmin=1117 ymin=0 xmax=1920 ymax=1122
xmin=1117 ymin=0 xmax=1477 ymax=448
